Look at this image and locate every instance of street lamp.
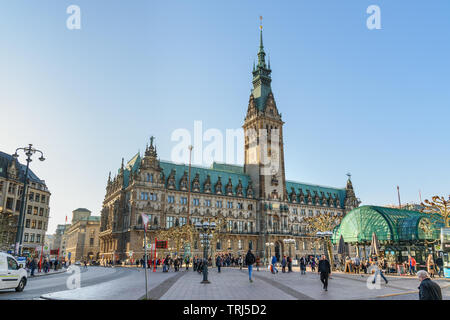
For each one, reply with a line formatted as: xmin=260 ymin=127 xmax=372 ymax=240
xmin=316 ymin=231 xmax=333 ymax=267
xmin=195 ymin=221 xmax=216 ymax=283
xmin=12 ymin=144 xmax=45 ymax=256
xmin=265 ymin=242 xmax=274 ymax=265
xmin=283 ymin=239 xmax=295 ymax=257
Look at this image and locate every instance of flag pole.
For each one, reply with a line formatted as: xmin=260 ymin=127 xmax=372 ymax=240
xmin=153 ymin=237 xmax=157 ymax=272
xmin=144 ymin=223 xmax=148 ymax=300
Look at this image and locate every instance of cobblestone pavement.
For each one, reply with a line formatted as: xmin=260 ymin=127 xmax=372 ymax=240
xmin=160 ymin=267 xmax=450 ymax=300
xmin=3 ymin=265 xmax=448 ymax=300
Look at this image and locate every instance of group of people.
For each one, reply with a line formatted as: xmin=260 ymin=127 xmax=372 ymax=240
xmin=24 ymin=257 xmax=63 ymax=276
xmin=214 ymin=253 xmax=261 ymax=272
xmin=340 ymin=253 xmax=445 ymax=278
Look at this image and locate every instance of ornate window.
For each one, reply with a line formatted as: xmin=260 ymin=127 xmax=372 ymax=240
xmin=167 ymin=170 xmax=176 ymax=190
xmin=192 ymin=173 xmax=200 ymax=192
xmin=225 ymin=178 xmax=233 ymax=195
xmin=204 ymin=175 xmax=211 ymax=193
xmin=236 ymin=180 xmax=243 ymax=197
xmin=246 ymin=182 xmax=254 ymax=198
xmin=215 ymin=177 xmax=222 ymax=194
xmin=180 ymin=171 xmax=188 ymax=191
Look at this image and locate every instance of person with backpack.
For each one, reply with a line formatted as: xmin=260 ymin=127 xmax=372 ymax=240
xmin=245 ymin=249 xmax=256 ymax=282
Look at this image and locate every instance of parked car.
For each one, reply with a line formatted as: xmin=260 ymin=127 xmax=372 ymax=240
xmin=74 ymin=261 xmax=81 ymax=266
xmin=0 ymin=252 xmax=27 ymax=292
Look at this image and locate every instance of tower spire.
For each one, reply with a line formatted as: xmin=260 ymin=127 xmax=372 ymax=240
xmin=257 ymin=16 xmax=266 ymax=68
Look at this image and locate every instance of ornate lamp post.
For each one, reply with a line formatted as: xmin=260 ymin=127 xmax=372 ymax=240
xmin=12 ymin=144 xmax=45 ymax=256
xmin=317 ymin=231 xmax=334 ymax=267
xmin=265 ymin=242 xmax=274 ymax=265
xmin=283 ymin=238 xmax=295 ymax=257
xmin=195 ymin=221 xmax=216 ymax=283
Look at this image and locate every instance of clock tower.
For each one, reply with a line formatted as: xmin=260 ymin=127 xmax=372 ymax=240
xmin=243 ymin=25 xmax=286 ymax=201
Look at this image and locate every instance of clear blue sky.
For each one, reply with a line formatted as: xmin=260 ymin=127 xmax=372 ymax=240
xmin=1 ymin=1 xmax=449 ymax=234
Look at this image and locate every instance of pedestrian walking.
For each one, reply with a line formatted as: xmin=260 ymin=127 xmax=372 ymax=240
xmin=271 ymin=255 xmax=278 ymax=274
xmin=287 ymin=256 xmax=292 ymax=272
xmin=372 ymin=256 xmax=388 ymax=285
xmin=427 ymin=254 xmax=435 ymax=278
xmin=318 ymin=255 xmax=331 ymax=291
xmin=408 ymin=256 xmax=417 ymax=275
xmin=354 ymin=256 xmax=360 ymax=274
xmin=54 ymin=259 xmax=58 ymax=271
xmin=216 ymin=255 xmax=222 ymax=273
xmin=84 ymin=260 xmax=88 ymax=269
xmin=193 ymin=256 xmax=197 ymax=272
xmin=238 ymin=255 xmax=243 ymax=270
xmin=30 ymin=258 xmax=37 ymax=276
xmin=185 ymin=256 xmax=190 ymax=271
xmin=417 ymin=270 xmax=442 ymax=300
xmin=281 ymin=256 xmax=287 ymax=273
xmin=436 ymin=255 xmax=444 ymax=278
xmin=255 ymin=256 xmax=260 ymax=272
xmin=43 ymin=259 xmax=49 ymax=273
xmin=300 ymin=256 xmax=306 ymax=275
xmin=310 ymin=257 xmax=316 ymax=272
xmin=245 ymin=249 xmax=256 ymax=282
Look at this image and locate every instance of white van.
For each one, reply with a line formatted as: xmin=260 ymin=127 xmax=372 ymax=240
xmin=0 ymin=252 xmax=27 ymax=292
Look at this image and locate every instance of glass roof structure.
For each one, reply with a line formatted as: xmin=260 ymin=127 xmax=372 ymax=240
xmin=332 ymin=206 xmax=443 ymax=244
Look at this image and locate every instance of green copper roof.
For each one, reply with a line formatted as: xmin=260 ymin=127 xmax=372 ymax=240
xmin=332 ymin=206 xmax=443 ymax=244
xmin=121 ymin=155 xmax=252 ymax=197
xmin=286 ymin=180 xmax=346 ymax=208
xmin=211 ymin=162 xmax=244 ymax=174
xmin=251 ymin=28 xmax=272 ymax=112
xmin=159 ymin=161 xmax=252 ymax=197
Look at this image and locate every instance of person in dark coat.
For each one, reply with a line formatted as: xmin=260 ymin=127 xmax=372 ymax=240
xmin=436 ymin=255 xmax=444 ymax=278
xmin=216 ymin=255 xmax=223 ymax=273
xmin=245 ymin=250 xmax=256 ymax=282
xmin=30 ymin=258 xmax=37 ymax=276
xmin=318 ymin=255 xmax=331 ymax=291
xmin=300 ymin=256 xmax=306 ymax=275
xmin=417 ymin=270 xmax=442 ymax=300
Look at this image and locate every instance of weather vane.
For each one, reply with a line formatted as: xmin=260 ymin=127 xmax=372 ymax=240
xmin=260 ymin=16 xmax=263 ymax=30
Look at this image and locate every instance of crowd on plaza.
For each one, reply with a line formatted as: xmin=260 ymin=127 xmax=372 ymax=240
xmin=22 ymin=256 xmax=66 ymax=276
xmin=338 ymin=253 xmax=445 ymax=278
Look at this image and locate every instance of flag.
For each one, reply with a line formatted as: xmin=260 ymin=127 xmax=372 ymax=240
xmin=141 ymin=213 xmax=149 ymax=231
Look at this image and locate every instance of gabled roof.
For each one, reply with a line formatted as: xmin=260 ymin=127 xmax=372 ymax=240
xmin=159 ymin=161 xmax=252 ymax=196
xmin=121 ymin=154 xmax=252 ymax=197
xmin=0 ymin=151 xmax=46 ymax=185
xmin=286 ymin=180 xmax=346 ymax=207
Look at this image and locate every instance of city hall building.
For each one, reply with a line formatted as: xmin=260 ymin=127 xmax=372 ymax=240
xmin=99 ymin=30 xmax=360 ymax=263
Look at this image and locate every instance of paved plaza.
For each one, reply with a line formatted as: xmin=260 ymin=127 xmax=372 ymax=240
xmin=0 ymin=266 xmax=448 ymax=300
xmin=0 ymin=266 xmax=440 ymax=300
xmin=159 ymin=267 xmax=450 ymax=300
